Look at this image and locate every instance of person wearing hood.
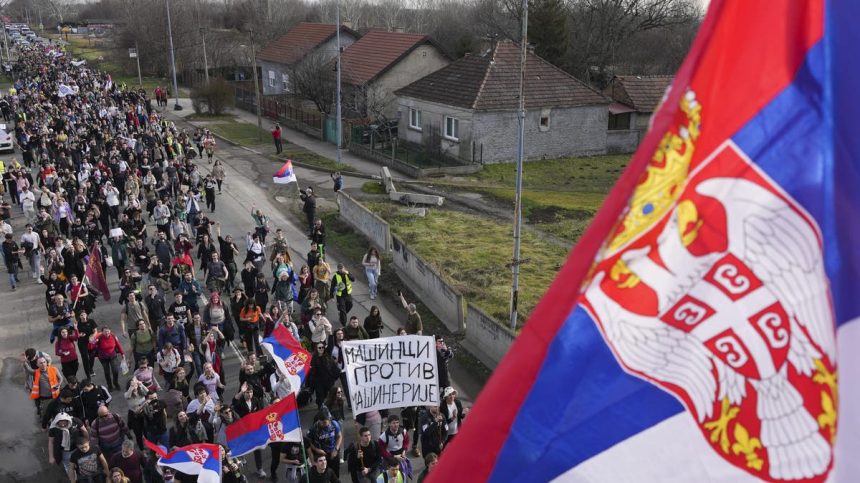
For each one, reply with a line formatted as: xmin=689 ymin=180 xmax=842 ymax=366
xmin=48 ymin=411 xmax=89 ymax=475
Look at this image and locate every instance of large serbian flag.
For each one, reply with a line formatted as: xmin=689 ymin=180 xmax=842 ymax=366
xmin=273 ymin=159 xmax=297 ymax=184
xmin=84 ymin=243 xmax=111 ymax=301
xmin=261 ymin=324 xmax=311 ymax=396
xmin=431 ymin=1 xmax=859 ymax=482
xmin=226 ymin=392 xmax=302 ymax=456
xmin=144 ymin=440 xmax=222 ymax=483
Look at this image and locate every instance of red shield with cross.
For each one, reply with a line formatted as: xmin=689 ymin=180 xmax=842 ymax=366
xmin=284 ymin=353 xmax=308 ymax=376
xmin=583 ymin=138 xmax=837 ymax=483
xmin=185 ymin=448 xmax=209 ymax=465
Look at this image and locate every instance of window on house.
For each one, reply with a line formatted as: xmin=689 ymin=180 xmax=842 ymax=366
xmin=409 ymin=108 xmax=422 ymax=130
xmin=282 ymin=73 xmax=290 ymax=92
xmin=539 ymin=108 xmax=551 ymax=132
xmin=268 ymin=70 xmax=275 ymax=88
xmin=608 ymin=112 xmax=632 ymax=130
xmin=444 ymin=116 xmax=460 ymax=141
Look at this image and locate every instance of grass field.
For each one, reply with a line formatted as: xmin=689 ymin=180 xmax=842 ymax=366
xmin=205 ymin=119 xmax=270 ymax=147
xmin=449 ymin=154 xmax=630 ymax=241
xmin=367 ymin=202 xmax=568 ymax=327
xmin=56 ymin=34 xmax=189 ymax=97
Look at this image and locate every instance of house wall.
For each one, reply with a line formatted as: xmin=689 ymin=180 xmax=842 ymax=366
xmin=473 ymin=105 xmax=609 ymax=163
xmin=260 ymin=61 xmax=290 ymax=96
xmin=367 ymin=44 xmax=450 ymax=119
xmin=259 ymin=34 xmax=357 ymax=96
xmin=395 ymin=96 xmax=476 ymax=161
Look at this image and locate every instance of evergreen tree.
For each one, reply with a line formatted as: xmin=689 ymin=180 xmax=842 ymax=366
xmin=528 ymin=0 xmax=569 ymax=66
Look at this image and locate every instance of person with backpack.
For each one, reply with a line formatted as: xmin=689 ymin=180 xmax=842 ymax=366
xmin=377 ymin=415 xmax=412 ymax=480
xmin=89 ymin=405 xmax=129 ymax=461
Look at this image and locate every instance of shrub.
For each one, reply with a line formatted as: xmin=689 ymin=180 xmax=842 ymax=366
xmin=190 ymin=79 xmax=234 ymax=115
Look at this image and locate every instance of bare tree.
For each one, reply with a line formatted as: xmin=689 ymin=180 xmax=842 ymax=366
xmin=291 ymin=50 xmax=336 ymax=114
xmin=566 ymin=0 xmax=699 ymax=85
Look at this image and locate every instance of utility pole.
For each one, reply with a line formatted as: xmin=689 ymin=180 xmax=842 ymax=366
xmin=133 ymin=42 xmax=142 ymax=86
xmin=509 ymin=0 xmax=528 ymax=330
xmin=249 ymin=29 xmax=263 ymax=141
xmin=200 ymin=27 xmax=210 ymax=85
xmin=335 ymin=0 xmax=342 ymax=165
xmin=166 ymin=0 xmax=182 ymax=110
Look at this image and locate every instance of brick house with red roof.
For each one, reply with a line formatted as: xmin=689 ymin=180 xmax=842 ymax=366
xmin=257 ymin=22 xmax=358 ymax=96
xmin=336 ymin=30 xmax=451 ymax=119
xmin=395 ymin=40 xmax=610 ymax=164
xmin=603 ymin=74 xmax=673 ymax=152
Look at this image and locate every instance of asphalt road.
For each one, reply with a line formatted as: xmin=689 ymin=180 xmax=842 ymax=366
xmin=0 ymin=112 xmax=475 ymax=481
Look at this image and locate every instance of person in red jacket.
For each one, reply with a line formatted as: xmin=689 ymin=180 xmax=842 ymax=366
xmin=55 ymin=326 xmax=80 ymax=379
xmin=88 ymin=326 xmax=126 ymax=391
xmin=272 ymin=123 xmax=283 ymax=154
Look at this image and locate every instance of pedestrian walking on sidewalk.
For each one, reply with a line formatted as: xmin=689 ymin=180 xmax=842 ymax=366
xmin=272 ymin=123 xmax=283 ymax=154
xmin=212 ymin=160 xmax=226 ymax=194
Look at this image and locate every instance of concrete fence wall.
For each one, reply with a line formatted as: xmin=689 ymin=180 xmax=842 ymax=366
xmin=391 ymin=235 xmax=465 ymax=333
xmin=463 ymin=304 xmax=516 ymax=369
xmin=336 ymin=192 xmax=391 ymax=252
xmin=606 ymin=129 xmax=641 ymax=154
xmin=337 ymin=195 xmax=512 ymax=366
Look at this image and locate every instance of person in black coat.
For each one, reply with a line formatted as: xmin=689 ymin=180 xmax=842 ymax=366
xmin=232 ymin=383 xmax=268 ymax=478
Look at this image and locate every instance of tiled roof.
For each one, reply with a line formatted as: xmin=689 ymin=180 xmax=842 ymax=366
xmin=339 ymin=31 xmax=434 ymax=86
xmin=396 ymin=41 xmax=607 ymax=111
xmin=605 ymin=75 xmax=673 ymax=112
xmin=257 ymin=22 xmax=351 ymax=65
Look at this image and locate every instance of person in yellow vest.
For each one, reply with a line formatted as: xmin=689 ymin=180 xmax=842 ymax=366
xmin=0 ymin=159 xmax=5 ymax=196
xmin=330 ymin=263 xmax=355 ymax=326
xmin=30 ymin=355 xmax=64 ymax=416
xmin=8 ymin=86 xmax=16 ymax=96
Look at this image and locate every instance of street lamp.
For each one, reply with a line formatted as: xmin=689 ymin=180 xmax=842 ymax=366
xmin=246 ymin=30 xmax=263 ymax=141
xmin=510 ymin=0 xmax=528 ymax=330
xmin=165 ymin=0 xmax=182 ymax=110
xmin=200 ymin=27 xmax=209 ymax=85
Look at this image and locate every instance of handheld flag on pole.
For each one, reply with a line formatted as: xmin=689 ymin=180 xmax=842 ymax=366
xmin=273 ymin=159 xmax=297 ymax=185
xmin=261 ymin=325 xmax=311 ymax=397
xmin=84 ymin=243 xmax=110 ymax=301
xmin=226 ymin=392 xmax=302 ymax=457
xmin=431 ymin=1 xmax=860 ymax=482
xmin=143 ymin=440 xmax=222 ymax=483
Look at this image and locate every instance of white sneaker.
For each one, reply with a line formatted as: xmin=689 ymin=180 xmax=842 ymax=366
xmin=256 ymin=470 xmax=267 ymax=478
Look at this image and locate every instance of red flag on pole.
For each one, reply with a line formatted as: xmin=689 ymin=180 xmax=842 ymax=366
xmin=85 ymin=243 xmax=111 ymax=301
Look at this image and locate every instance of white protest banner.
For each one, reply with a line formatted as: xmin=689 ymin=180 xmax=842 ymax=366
xmin=343 ymin=335 xmax=439 ymax=415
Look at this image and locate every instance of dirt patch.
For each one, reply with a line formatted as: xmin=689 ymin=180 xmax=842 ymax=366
xmin=527 ymin=205 xmax=593 ymax=224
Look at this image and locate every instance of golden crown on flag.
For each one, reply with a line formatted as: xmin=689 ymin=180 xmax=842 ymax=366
xmin=266 ymin=412 xmax=278 ymax=423
xmin=608 ymin=90 xmax=702 ymax=252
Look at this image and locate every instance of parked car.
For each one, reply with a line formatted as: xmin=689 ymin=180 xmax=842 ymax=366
xmin=0 ymin=125 xmax=15 ymax=153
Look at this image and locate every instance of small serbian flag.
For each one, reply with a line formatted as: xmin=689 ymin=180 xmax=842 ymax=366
xmin=144 ymin=440 xmax=222 ymax=483
xmin=226 ymin=392 xmax=302 ymax=456
xmin=261 ymin=324 xmax=311 ymax=396
xmin=273 ymin=159 xmax=297 ymax=184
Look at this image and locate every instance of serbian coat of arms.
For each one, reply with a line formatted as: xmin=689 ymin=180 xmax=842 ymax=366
xmin=582 ymin=91 xmax=837 ymax=482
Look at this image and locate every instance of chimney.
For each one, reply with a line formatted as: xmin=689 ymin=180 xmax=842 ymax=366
xmin=394 ymin=26 xmax=405 ymax=33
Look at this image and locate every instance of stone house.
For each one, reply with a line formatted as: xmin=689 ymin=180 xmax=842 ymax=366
xmin=256 ymin=22 xmax=358 ymax=96
xmin=394 ymin=41 xmax=609 ymax=164
xmin=337 ymin=31 xmax=451 ymax=119
xmin=603 ymin=74 xmax=673 ymax=153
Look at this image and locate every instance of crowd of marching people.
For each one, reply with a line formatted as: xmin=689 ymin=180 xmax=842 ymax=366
xmin=7 ymin=41 xmax=465 ymax=483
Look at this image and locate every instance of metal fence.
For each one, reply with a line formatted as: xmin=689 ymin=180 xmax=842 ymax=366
xmin=230 ymin=82 xmax=325 ymax=137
